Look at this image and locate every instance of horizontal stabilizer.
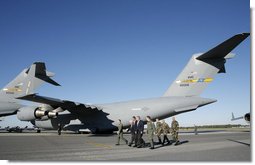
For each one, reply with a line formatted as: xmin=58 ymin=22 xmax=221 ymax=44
xmin=33 ymin=62 xmax=60 ymax=86
xmin=197 ymin=33 xmax=249 ymax=60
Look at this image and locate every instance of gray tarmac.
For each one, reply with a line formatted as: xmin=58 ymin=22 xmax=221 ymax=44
xmin=0 ymin=130 xmax=251 ymax=161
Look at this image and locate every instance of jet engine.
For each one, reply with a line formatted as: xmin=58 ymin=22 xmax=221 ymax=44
xmin=17 ymin=106 xmax=46 ymax=121
xmin=32 ymin=119 xmax=58 ymax=129
xmin=244 ymin=113 xmax=250 ymax=122
xmin=17 ymin=106 xmax=58 ymax=121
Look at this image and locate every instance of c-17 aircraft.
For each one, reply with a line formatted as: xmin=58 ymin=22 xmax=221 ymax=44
xmin=17 ymin=33 xmax=250 ymax=133
xmin=0 ymin=62 xmax=59 ymax=118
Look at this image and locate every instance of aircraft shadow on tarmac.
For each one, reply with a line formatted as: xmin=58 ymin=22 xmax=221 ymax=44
xmin=88 ymin=134 xmax=115 ymax=137
xmin=227 ymin=139 xmax=250 ymax=147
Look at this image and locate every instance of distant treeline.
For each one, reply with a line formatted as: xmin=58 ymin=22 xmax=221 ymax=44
xmin=180 ymin=124 xmax=249 ymax=129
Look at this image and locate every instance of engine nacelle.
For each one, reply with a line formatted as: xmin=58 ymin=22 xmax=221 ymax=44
xmin=32 ymin=119 xmax=58 ymax=129
xmin=244 ymin=113 xmax=250 ymax=122
xmin=17 ymin=107 xmax=47 ymax=121
xmin=17 ymin=106 xmax=60 ymax=121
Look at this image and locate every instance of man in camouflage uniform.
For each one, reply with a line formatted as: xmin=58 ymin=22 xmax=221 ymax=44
xmin=171 ymin=117 xmax=179 ymax=145
xmin=146 ymin=116 xmax=156 ymax=149
xmin=162 ymin=120 xmax=171 ymax=145
xmin=116 ymin=119 xmax=128 ymax=145
xmin=155 ymin=118 xmax=163 ymax=145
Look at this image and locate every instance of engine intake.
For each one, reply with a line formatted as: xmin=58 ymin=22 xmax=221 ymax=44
xmin=244 ymin=113 xmax=250 ymax=122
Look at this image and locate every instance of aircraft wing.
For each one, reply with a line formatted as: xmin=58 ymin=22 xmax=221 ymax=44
xmin=17 ymin=94 xmax=102 ymax=114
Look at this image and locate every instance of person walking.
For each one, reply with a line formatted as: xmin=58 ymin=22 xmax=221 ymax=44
xmin=116 ymin=119 xmax=128 ymax=145
xmin=162 ymin=120 xmax=171 ymax=145
xmin=155 ymin=118 xmax=163 ymax=145
xmin=171 ymin=117 xmax=180 ymax=145
xmin=57 ymin=123 xmax=62 ymax=135
xmin=128 ymin=117 xmax=137 ymax=147
xmin=136 ymin=116 xmax=145 ymax=148
xmin=146 ymin=116 xmax=156 ymax=149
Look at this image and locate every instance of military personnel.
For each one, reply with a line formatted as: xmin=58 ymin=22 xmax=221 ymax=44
xmin=171 ymin=117 xmax=179 ymax=145
xmin=136 ymin=116 xmax=145 ymax=148
xmin=128 ymin=116 xmax=137 ymax=147
xmin=146 ymin=116 xmax=156 ymax=149
xmin=162 ymin=120 xmax=171 ymax=145
xmin=155 ymin=118 xmax=163 ymax=145
xmin=57 ymin=123 xmax=62 ymax=135
xmin=194 ymin=125 xmax=198 ymax=135
xmin=116 ymin=119 xmax=128 ymax=145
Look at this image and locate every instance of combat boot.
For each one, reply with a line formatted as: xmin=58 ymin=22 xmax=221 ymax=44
xmin=174 ymin=141 xmax=180 ymax=146
xmin=157 ymin=137 xmax=162 ymax=145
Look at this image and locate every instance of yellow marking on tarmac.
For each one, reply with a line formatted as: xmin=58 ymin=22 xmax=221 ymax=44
xmin=87 ymin=141 xmax=112 ymax=149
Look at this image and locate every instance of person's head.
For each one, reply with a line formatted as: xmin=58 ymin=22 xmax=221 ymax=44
xmin=146 ymin=116 xmax=151 ymax=121
xmin=132 ymin=116 xmax=136 ymax=121
xmin=156 ymin=118 xmax=159 ymax=122
xmin=136 ymin=116 xmax=140 ymax=121
xmin=129 ymin=120 xmax=133 ymax=125
xmin=172 ymin=117 xmax=176 ymax=121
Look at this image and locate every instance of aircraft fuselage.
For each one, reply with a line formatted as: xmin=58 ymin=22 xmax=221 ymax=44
xmin=33 ymin=96 xmax=216 ymax=133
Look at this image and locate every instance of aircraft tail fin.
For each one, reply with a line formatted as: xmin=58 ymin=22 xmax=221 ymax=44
xmin=0 ymin=62 xmax=60 ymax=101
xmin=231 ymin=112 xmax=235 ymax=120
xmin=163 ymin=33 xmax=250 ymax=97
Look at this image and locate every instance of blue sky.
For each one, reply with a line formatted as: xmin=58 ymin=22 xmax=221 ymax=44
xmin=0 ymin=0 xmax=250 ymax=127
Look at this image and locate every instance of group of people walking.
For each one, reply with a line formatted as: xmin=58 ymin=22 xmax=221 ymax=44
xmin=116 ymin=116 xmax=179 ymax=149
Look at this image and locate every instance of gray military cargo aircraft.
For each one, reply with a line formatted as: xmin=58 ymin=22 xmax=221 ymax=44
xmin=0 ymin=62 xmax=59 ymax=118
xmin=17 ymin=33 xmax=250 ymax=133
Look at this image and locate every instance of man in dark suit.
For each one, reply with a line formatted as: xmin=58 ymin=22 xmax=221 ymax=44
xmin=136 ymin=116 xmax=145 ymax=148
xmin=128 ymin=116 xmax=137 ymax=147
